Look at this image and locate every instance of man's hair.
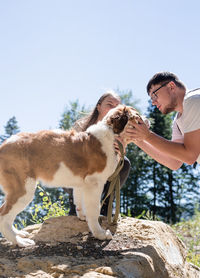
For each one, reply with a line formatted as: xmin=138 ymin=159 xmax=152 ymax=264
xmin=146 ymin=72 xmax=186 ymax=94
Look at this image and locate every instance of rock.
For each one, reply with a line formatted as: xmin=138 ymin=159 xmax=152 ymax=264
xmin=0 ymin=216 xmax=199 ymax=278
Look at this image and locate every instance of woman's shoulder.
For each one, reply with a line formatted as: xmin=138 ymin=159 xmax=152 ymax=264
xmin=73 ymin=117 xmax=88 ymax=132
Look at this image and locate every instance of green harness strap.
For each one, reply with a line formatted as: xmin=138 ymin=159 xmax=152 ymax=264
xmin=101 ymin=140 xmax=125 ymax=224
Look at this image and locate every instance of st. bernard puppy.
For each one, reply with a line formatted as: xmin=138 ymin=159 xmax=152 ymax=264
xmin=0 ymin=105 xmax=142 ymax=247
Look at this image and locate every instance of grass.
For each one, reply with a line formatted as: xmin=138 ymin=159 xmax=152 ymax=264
xmin=172 ymin=210 xmax=200 ymax=267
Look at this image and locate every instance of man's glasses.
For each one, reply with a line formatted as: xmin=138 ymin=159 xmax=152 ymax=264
xmin=149 ymin=81 xmax=170 ymax=102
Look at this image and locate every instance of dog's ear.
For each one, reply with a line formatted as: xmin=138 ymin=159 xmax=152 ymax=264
xmin=108 ymin=107 xmax=129 ymax=134
xmin=127 ymin=107 xmax=142 ymax=124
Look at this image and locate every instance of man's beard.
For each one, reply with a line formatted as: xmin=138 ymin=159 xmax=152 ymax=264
xmin=162 ymin=98 xmax=177 ymax=114
xmin=163 ymin=106 xmax=175 ymax=114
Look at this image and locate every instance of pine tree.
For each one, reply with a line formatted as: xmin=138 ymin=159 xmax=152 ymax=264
xmin=0 ymin=116 xmax=20 ymax=143
xmin=144 ymin=102 xmax=200 ymax=223
xmin=117 ymin=90 xmax=152 ymax=216
xmin=59 ymin=100 xmax=87 ymax=130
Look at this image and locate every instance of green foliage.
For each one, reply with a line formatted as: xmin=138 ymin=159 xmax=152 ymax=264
xmin=5 ymin=116 xmax=20 ymax=136
xmin=14 ymin=185 xmax=70 ymax=229
xmin=172 ymin=207 xmax=200 ymax=267
xmin=118 ymin=89 xmax=141 ymax=110
xmin=119 ymin=97 xmax=200 ymax=224
xmin=30 ymin=185 xmax=69 ymax=224
xmin=59 ymin=100 xmax=87 ymax=130
xmin=0 ymin=116 xmax=20 ymax=143
xmin=142 ymin=103 xmax=200 ymax=223
xmin=135 ymin=210 xmax=160 ymax=221
xmin=121 ymin=141 xmax=152 ymax=217
xmin=14 ymin=219 xmax=27 ymax=230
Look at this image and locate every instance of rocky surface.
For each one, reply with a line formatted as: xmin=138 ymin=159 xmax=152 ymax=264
xmin=0 ymin=216 xmax=200 ymax=278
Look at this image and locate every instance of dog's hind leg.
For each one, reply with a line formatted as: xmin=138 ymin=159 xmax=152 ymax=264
xmin=73 ymin=187 xmax=86 ymax=221
xmin=82 ymin=181 xmax=112 ymax=240
xmin=0 ymin=178 xmax=36 ymax=247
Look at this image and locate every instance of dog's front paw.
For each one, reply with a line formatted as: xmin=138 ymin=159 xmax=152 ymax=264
xmin=16 ymin=236 xmax=35 ymax=247
xmin=94 ymin=229 xmax=112 ymax=240
xmin=12 ymin=226 xmax=30 ymax=238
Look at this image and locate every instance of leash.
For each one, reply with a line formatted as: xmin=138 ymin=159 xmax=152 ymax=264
xmin=101 ymin=139 xmax=125 ymax=224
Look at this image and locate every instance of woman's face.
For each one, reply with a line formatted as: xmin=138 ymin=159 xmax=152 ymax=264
xmin=97 ymin=95 xmax=120 ymax=121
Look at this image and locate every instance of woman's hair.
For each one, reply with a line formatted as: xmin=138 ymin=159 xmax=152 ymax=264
xmin=74 ymin=90 xmax=120 ymax=131
xmin=146 ymin=72 xmax=186 ymax=94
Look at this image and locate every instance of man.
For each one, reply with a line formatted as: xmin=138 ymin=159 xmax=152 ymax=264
xmin=126 ymin=72 xmax=200 ymax=170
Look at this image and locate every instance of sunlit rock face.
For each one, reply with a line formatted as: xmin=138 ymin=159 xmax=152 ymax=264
xmin=0 ymin=216 xmax=199 ymax=278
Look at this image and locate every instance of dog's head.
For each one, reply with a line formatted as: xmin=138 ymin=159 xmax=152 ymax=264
xmin=104 ymin=105 xmax=141 ymax=134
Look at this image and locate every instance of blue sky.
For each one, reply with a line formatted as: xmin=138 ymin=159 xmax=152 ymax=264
xmin=0 ymin=0 xmax=200 ymax=134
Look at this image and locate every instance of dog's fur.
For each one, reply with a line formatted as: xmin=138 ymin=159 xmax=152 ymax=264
xmin=0 ymin=105 xmax=141 ymax=247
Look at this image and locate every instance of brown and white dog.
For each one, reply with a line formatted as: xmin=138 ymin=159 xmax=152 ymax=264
xmin=0 ymin=105 xmax=142 ymax=247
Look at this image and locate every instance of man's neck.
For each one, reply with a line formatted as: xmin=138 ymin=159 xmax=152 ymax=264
xmin=176 ymin=88 xmax=186 ymax=114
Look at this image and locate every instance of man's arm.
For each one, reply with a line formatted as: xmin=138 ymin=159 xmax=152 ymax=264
xmin=133 ymin=139 xmax=183 ymax=170
xmin=121 ymin=124 xmax=183 ymax=170
xmin=125 ymin=120 xmax=200 ymax=169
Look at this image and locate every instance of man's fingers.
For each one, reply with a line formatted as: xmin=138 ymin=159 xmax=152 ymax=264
xmin=137 ymin=118 xmax=144 ymax=124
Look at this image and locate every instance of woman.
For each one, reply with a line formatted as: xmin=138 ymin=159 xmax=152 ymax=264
xmin=68 ymin=90 xmax=131 ymax=216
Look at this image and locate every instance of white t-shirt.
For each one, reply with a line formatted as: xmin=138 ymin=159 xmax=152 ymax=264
xmin=172 ymin=89 xmax=200 ymax=164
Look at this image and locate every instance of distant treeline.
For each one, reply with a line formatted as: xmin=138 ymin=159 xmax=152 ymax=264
xmin=0 ymin=91 xmax=199 ymax=228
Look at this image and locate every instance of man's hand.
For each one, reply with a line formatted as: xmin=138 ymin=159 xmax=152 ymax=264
xmin=121 ymin=117 xmax=151 ymax=143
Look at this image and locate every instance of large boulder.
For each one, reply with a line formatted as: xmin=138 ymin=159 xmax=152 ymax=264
xmin=0 ymin=216 xmax=199 ymax=278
